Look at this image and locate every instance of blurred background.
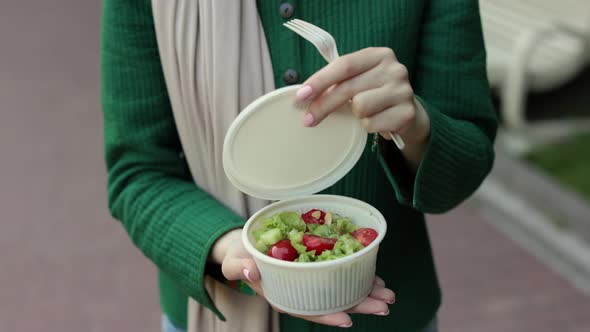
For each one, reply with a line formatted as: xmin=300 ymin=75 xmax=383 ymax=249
xmin=1 ymin=1 xmax=589 ymax=331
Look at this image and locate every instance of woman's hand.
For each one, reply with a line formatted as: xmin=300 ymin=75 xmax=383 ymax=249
xmin=295 ymin=47 xmax=431 ymax=169
xmin=217 ymin=231 xmax=395 ymax=328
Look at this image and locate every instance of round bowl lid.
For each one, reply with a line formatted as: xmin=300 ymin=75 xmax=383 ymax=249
xmin=223 ymin=85 xmax=367 ymax=200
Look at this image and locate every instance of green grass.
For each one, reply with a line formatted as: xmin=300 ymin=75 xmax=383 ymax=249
xmin=526 ymin=133 xmax=590 ymax=201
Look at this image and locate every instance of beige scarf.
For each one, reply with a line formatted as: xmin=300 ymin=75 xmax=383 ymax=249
xmin=151 ymin=0 xmax=279 ymax=331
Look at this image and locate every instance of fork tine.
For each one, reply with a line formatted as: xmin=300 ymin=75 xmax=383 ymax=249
xmin=291 ymin=19 xmax=338 ymax=60
xmin=289 ymin=21 xmax=321 ymax=45
xmin=293 ymin=19 xmax=322 ymax=34
xmin=285 ymin=20 xmax=333 ymax=63
xmin=291 ymin=21 xmax=334 ymax=62
xmin=284 ymin=22 xmax=318 ymax=47
xmin=291 ymin=20 xmax=325 ymax=45
xmin=293 ymin=19 xmax=331 ymax=40
xmin=283 ymin=21 xmax=306 ymax=37
xmin=285 ymin=23 xmax=329 ymax=61
xmin=309 ymin=26 xmax=338 ymax=59
xmin=284 ymin=22 xmax=322 ymax=53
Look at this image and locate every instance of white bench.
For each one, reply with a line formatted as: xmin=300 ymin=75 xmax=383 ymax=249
xmin=480 ymin=0 xmax=590 ymax=129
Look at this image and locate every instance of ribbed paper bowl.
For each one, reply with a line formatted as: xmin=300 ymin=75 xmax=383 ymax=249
xmin=242 ymin=195 xmax=387 ymax=316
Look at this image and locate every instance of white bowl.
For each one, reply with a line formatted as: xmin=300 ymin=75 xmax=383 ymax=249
xmin=242 ymin=195 xmax=387 ymax=316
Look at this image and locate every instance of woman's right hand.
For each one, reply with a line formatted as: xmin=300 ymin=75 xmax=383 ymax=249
xmin=217 ymin=230 xmax=395 ymax=328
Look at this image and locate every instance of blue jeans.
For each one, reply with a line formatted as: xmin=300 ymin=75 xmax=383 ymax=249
xmin=423 ymin=318 xmax=438 ymax=332
xmin=161 ymin=315 xmax=438 ymax=332
xmin=161 ymin=315 xmax=187 ymax=332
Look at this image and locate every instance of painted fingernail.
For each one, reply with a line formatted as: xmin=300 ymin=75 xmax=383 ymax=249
xmin=243 ymin=269 xmax=253 ymax=282
xmin=387 ymin=299 xmax=395 ymax=304
xmin=296 ymin=85 xmax=313 ymax=100
xmin=375 ymin=309 xmax=390 ymax=316
xmin=303 ymin=113 xmax=315 ymax=127
xmin=338 ymin=322 xmax=353 ymax=328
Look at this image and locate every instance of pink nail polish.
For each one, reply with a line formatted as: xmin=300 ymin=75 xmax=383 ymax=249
xmin=296 ymin=85 xmax=313 ymax=100
xmin=338 ymin=322 xmax=353 ymax=328
xmin=376 ymin=309 xmax=390 ymax=316
xmin=303 ymin=113 xmax=315 ymax=127
xmin=243 ymin=269 xmax=253 ymax=282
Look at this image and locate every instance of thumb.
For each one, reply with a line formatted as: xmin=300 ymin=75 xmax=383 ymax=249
xmin=222 ymin=257 xmax=260 ymax=282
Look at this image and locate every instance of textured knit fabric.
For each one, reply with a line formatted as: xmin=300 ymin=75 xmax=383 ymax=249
xmin=101 ymin=1 xmax=497 ymax=332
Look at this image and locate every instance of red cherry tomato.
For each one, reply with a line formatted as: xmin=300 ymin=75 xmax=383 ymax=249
xmin=301 ymin=209 xmax=326 ymax=225
xmin=351 ymin=228 xmax=378 ymax=247
xmin=302 ymin=234 xmax=337 ymax=255
xmin=267 ymin=240 xmax=298 ymax=261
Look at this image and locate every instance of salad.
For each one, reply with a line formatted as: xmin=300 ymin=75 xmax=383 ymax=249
xmin=252 ymin=209 xmax=378 ymax=262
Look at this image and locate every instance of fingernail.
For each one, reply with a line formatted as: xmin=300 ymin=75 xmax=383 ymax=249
xmin=303 ymin=113 xmax=315 ymax=127
xmin=243 ymin=269 xmax=253 ymax=282
xmin=296 ymin=85 xmax=313 ymax=100
xmin=375 ymin=309 xmax=390 ymax=316
xmin=338 ymin=322 xmax=353 ymax=328
xmin=387 ymin=299 xmax=395 ymax=304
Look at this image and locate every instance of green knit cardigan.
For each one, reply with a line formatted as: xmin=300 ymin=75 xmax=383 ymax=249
xmin=101 ymin=1 xmax=496 ymax=331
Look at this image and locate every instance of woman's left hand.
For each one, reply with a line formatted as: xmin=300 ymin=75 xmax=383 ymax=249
xmin=221 ymin=237 xmax=395 ymax=327
xmin=295 ymin=47 xmax=431 ymax=167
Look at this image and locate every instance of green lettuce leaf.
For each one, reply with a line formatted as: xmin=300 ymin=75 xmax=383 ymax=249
xmin=288 ymin=229 xmax=308 ymax=254
xmin=259 ymin=228 xmax=282 ymax=246
xmin=254 ymin=212 xmax=307 ymax=253
xmin=314 ymin=234 xmax=364 ymax=262
xmin=252 ymin=228 xmax=266 ymax=242
xmin=310 ymin=224 xmax=336 ymax=238
xmin=295 ymin=250 xmax=316 ymax=262
xmin=255 ymin=241 xmax=269 ymax=253
xmin=279 ymin=211 xmax=306 ymax=231
xmin=262 ymin=211 xmax=306 ymax=237
xmin=334 ymin=216 xmax=357 ymax=235
xmin=333 ymin=233 xmax=364 ymax=255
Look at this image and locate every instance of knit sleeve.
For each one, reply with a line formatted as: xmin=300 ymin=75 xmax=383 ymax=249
xmin=101 ymin=0 xmax=243 ymax=320
xmin=377 ymin=0 xmax=498 ymax=213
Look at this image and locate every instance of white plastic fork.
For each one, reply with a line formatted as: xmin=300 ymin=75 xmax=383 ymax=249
xmin=284 ymin=19 xmax=405 ymax=150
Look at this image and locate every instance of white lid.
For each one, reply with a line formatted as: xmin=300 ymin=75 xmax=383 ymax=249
xmin=223 ymin=85 xmax=367 ymax=200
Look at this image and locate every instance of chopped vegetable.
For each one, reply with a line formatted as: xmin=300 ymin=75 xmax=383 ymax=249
xmin=267 ymin=240 xmax=298 ymax=261
xmin=351 ymin=228 xmax=378 ymax=247
xmin=301 ymin=209 xmax=326 ymax=224
xmin=252 ymin=209 xmax=378 ymax=262
xmin=302 ymin=234 xmax=337 ymax=255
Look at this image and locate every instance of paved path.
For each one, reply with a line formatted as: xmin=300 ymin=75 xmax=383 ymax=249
xmin=429 ymin=208 xmax=590 ymax=332
xmin=1 ymin=1 xmax=590 ymax=331
xmin=0 ymin=1 xmax=159 ymax=332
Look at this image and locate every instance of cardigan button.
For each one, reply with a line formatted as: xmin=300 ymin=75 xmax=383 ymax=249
xmin=283 ymin=69 xmax=299 ymax=85
xmin=279 ymin=3 xmax=295 ymax=19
